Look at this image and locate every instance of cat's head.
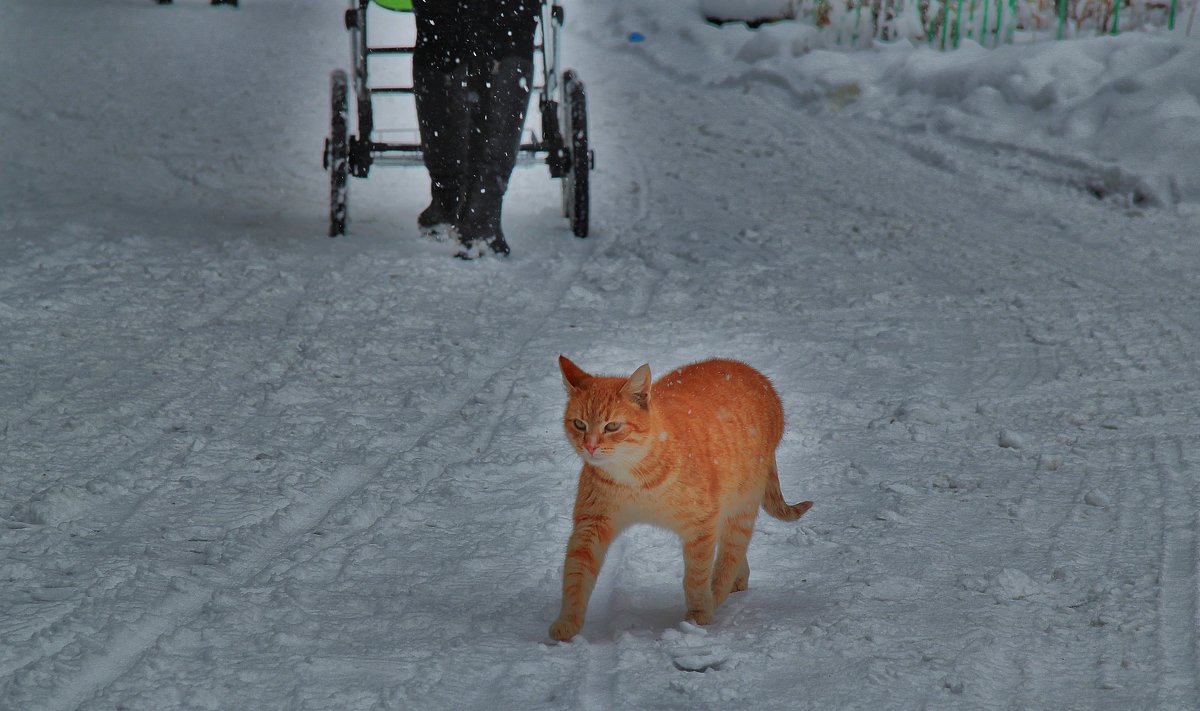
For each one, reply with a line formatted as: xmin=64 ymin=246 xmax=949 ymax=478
xmin=559 ymin=355 xmax=655 ymax=474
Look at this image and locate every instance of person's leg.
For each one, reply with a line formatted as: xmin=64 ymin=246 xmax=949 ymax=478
xmin=412 ymin=1 xmax=470 ymax=238
xmin=456 ymin=1 xmax=539 ymax=257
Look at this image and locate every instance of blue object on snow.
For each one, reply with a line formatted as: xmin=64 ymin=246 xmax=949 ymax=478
xmin=628 ymin=32 xmax=645 ymax=43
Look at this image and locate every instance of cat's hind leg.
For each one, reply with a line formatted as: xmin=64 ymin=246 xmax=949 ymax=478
xmin=732 ymin=557 xmax=750 ymax=593
xmin=711 ymin=507 xmax=758 ymax=607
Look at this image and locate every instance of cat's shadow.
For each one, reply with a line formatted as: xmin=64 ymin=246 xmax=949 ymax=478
xmin=549 ymin=527 xmax=834 ymax=643
xmin=584 ymin=594 xmax=681 ymax=642
xmin=570 ymin=584 xmax=832 ymax=644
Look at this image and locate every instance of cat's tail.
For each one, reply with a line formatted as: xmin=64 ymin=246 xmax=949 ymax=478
xmin=762 ymin=464 xmax=812 ymax=522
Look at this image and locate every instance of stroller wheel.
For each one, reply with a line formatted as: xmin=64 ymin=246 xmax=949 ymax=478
xmin=327 ymin=70 xmax=350 ymax=237
xmin=561 ymin=70 xmax=590 ymax=238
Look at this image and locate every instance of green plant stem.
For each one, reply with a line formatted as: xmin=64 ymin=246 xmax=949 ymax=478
xmin=955 ymin=0 xmax=964 ymax=46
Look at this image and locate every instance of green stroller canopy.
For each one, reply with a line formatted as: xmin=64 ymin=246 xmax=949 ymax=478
xmin=373 ymin=0 xmax=413 ymax=10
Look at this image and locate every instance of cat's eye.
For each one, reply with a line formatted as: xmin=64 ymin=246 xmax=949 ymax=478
xmin=604 ymin=422 xmax=623 ymax=433
xmin=572 ymin=419 xmax=587 ymax=431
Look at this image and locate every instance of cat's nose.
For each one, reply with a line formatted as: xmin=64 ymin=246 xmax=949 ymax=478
xmin=584 ymin=441 xmax=598 ymax=454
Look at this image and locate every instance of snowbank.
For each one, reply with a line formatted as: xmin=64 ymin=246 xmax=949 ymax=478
xmin=587 ymin=2 xmax=1200 ymax=206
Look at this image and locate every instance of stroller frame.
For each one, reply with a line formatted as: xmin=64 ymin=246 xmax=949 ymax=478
xmin=323 ymin=0 xmax=593 ymax=239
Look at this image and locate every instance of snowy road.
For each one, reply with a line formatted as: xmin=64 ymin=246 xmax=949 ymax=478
xmin=3 ymin=1 xmax=1199 ymax=709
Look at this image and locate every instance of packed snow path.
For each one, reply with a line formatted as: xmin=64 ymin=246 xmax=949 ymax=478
xmin=2 ymin=1 xmax=1199 ymax=709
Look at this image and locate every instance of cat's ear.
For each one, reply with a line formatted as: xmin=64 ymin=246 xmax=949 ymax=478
xmin=621 ymin=364 xmax=652 ymax=409
xmin=559 ymin=355 xmax=591 ymax=392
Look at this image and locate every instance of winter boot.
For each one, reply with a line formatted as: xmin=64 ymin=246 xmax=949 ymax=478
xmin=456 ymin=56 xmax=533 ymax=258
xmin=414 ymin=63 xmax=470 ymax=240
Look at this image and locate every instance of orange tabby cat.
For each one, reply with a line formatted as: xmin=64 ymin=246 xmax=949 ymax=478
xmin=549 ymin=355 xmax=812 ymax=642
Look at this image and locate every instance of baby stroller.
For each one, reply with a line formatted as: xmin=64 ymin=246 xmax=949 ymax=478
xmin=322 ymin=0 xmax=593 ymax=240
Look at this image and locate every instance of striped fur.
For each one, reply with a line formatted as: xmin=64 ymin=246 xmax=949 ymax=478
xmin=549 ymin=356 xmax=812 ymax=641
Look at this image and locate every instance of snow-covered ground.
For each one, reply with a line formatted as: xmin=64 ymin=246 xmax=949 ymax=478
xmin=2 ymin=1 xmax=1199 ymax=709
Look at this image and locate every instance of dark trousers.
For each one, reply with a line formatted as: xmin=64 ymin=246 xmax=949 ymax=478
xmin=413 ymin=1 xmax=539 ymax=71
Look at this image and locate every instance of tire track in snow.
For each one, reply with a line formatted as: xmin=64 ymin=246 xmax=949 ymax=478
xmin=611 ymin=150 xmax=663 ymax=319
xmin=0 ymin=249 xmax=354 ymax=702
xmin=1093 ymin=435 xmax=1148 ymax=695
xmin=4 ymin=251 xmax=284 ymax=435
xmin=0 ymin=252 xmax=344 ymax=685
xmin=173 ymin=266 xmax=286 ymax=332
xmin=571 ymin=535 xmax=628 ymax=711
xmin=983 ymin=264 xmax=1200 ymax=704
xmin=4 ymin=265 xmax=303 ymax=529
xmin=11 ymin=243 xmax=487 ymax=700
xmin=29 ymin=453 xmax=395 ymax=711
xmin=1154 ymin=436 xmax=1200 ymax=708
xmin=25 ymin=228 xmax=601 ymax=711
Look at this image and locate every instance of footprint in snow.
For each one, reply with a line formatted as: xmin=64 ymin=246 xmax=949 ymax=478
xmin=664 ymin=622 xmax=731 ymax=672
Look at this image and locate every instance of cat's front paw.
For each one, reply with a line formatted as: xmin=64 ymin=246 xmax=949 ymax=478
xmin=685 ymin=608 xmax=714 ymax=625
xmin=549 ymin=617 xmax=581 ymax=641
